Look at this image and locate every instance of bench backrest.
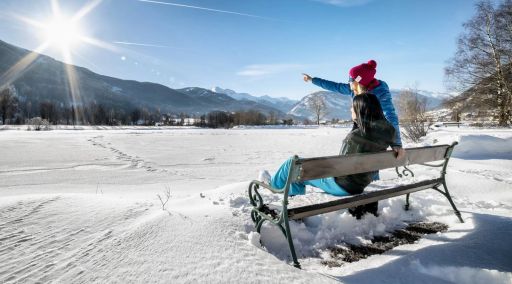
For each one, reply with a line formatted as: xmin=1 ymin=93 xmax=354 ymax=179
xmin=294 ymin=144 xmax=452 ymax=182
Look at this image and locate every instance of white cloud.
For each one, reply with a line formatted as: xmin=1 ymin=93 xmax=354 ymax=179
xmin=313 ymin=0 xmax=374 ymax=7
xmin=237 ymin=64 xmax=304 ymax=77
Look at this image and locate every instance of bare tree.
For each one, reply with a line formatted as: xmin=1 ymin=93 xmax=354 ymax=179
xmin=157 ymin=186 xmax=171 ymax=211
xmin=497 ymin=0 xmax=512 ymax=66
xmin=179 ymin=112 xmax=186 ymax=126
xmin=445 ymin=0 xmax=512 ymax=126
xmin=39 ymin=101 xmax=58 ymax=124
xmin=268 ymin=111 xmax=278 ymax=125
xmin=28 ymin=117 xmax=50 ymax=131
xmin=308 ymin=94 xmax=328 ymax=125
xmin=497 ymin=0 xmax=512 ymax=124
xmin=108 ymin=108 xmax=116 ymax=125
xmin=25 ymin=100 xmax=32 ymax=122
xmin=0 ymin=88 xmax=18 ymax=125
xmin=397 ymin=89 xmax=433 ymax=142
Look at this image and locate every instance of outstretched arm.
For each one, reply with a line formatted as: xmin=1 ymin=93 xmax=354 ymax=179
xmin=312 ymin=78 xmax=352 ymax=96
xmin=303 ymin=74 xmax=352 ymax=96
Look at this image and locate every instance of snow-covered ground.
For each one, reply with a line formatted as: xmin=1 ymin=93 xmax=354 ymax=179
xmin=1 ymin=126 xmax=511 ymax=283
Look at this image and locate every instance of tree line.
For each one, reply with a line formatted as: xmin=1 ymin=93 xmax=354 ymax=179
xmin=0 ymin=88 xmax=296 ymax=128
xmin=0 ymin=88 xmax=135 ymax=125
xmin=197 ymin=110 xmax=294 ymax=128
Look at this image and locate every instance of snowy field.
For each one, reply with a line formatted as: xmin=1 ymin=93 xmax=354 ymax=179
xmin=1 ymin=126 xmax=512 ymax=283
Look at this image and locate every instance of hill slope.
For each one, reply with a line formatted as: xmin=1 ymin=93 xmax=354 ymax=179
xmin=0 ymin=40 xmax=283 ymax=116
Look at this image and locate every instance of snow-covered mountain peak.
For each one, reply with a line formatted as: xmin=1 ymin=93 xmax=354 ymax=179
xmin=211 ymin=86 xmax=298 ymax=113
xmin=288 ymin=91 xmax=352 ymax=120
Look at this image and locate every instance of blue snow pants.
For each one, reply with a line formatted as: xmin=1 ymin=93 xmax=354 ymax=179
xmin=270 ymin=158 xmax=351 ymax=196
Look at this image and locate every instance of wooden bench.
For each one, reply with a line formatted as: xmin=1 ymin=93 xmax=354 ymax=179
xmin=248 ymin=142 xmax=463 ymax=268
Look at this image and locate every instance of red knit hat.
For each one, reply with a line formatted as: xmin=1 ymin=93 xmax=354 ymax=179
xmin=349 ymin=60 xmax=380 ymax=89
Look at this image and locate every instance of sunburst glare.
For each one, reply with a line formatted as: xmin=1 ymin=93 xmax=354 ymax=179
xmin=44 ymin=16 xmax=82 ymax=51
xmin=2 ymin=0 xmax=114 ymax=124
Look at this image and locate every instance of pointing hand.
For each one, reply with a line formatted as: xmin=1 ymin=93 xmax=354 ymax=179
xmin=302 ymin=73 xmax=312 ymax=82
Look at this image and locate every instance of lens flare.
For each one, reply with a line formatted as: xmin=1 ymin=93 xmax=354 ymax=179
xmin=44 ymin=17 xmax=81 ymax=49
xmin=2 ymin=0 xmax=112 ymax=125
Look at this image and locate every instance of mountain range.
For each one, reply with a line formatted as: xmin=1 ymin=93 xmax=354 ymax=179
xmin=211 ymin=87 xmax=298 ymax=113
xmin=288 ymin=89 xmax=448 ymax=121
xmin=0 ymin=40 xmax=288 ymax=117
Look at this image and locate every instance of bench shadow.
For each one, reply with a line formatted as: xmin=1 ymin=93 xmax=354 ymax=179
xmin=333 ymin=212 xmax=512 ymax=283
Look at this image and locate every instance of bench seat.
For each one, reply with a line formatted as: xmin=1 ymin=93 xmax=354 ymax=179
xmin=288 ymin=178 xmax=442 ymax=220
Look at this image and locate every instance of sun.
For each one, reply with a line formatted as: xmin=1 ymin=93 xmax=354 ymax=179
xmin=2 ymin=0 xmax=111 ymax=123
xmin=44 ymin=16 xmax=82 ymax=49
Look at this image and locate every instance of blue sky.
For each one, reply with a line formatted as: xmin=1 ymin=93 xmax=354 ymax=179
xmin=0 ymin=0 xmax=488 ymax=99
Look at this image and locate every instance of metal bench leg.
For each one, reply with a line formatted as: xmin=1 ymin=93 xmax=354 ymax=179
xmin=283 ymin=215 xmax=301 ymax=269
xmin=439 ymin=143 xmax=463 ymax=223
xmin=404 ymin=193 xmax=410 ymax=210
xmin=249 ymin=165 xmax=302 ymax=269
xmin=441 ymin=181 xmax=464 ymax=223
xmin=255 ymin=217 xmax=265 ymax=233
xmin=257 ymin=212 xmax=300 ymax=268
xmin=282 ymin=157 xmax=301 ymax=268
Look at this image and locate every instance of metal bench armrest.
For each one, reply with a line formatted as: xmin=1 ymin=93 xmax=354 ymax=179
xmin=249 ymin=180 xmax=284 ymax=194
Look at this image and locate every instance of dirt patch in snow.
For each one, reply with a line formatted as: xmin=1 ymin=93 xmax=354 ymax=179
xmin=321 ymin=222 xmax=448 ymax=267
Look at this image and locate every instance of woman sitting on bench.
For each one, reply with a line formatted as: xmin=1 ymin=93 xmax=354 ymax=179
xmin=260 ymin=92 xmax=396 ymax=201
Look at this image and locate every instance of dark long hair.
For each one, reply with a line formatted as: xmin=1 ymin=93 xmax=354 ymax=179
xmin=352 ymin=93 xmax=387 ymax=136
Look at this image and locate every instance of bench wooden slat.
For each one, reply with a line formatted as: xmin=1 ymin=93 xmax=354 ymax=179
xmin=296 ymin=145 xmax=449 ymax=181
xmin=287 ymin=178 xmax=442 ymax=220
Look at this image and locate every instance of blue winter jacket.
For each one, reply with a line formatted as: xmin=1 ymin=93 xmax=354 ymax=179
xmin=312 ymin=77 xmax=402 ymax=147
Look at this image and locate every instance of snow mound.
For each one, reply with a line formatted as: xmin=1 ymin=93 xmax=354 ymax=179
xmin=412 ymin=260 xmax=512 ymax=284
xmin=453 ymin=135 xmax=512 ymax=159
xmin=256 ymin=192 xmax=454 ymax=260
xmin=248 ymin=231 xmax=263 ymax=249
xmin=225 ymin=179 xmax=462 ymax=262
